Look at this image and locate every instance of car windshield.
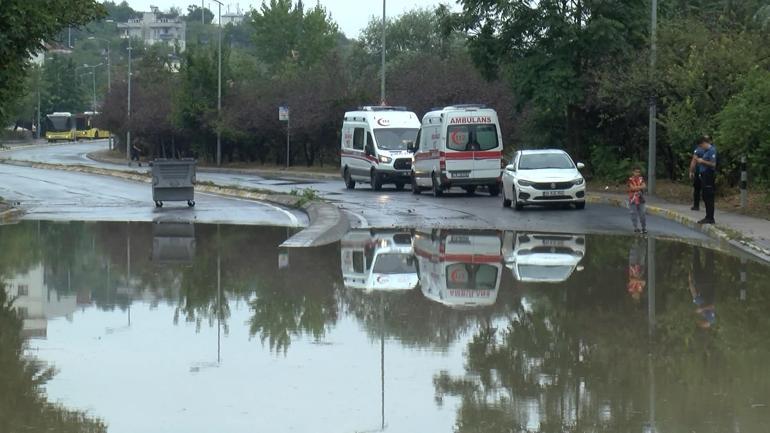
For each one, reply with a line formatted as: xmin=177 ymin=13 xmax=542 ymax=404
xmin=446 ymin=124 xmax=499 ymax=151
xmin=45 ymin=116 xmax=72 ymax=132
xmin=373 ymin=128 xmax=418 ymax=151
xmin=519 ymin=153 xmax=574 ymax=170
xmin=372 ymin=253 xmax=417 ymax=275
xmin=446 ymin=264 xmax=498 ymax=290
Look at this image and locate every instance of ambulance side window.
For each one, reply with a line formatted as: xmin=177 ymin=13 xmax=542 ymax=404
xmin=353 ymin=128 xmax=364 ymax=150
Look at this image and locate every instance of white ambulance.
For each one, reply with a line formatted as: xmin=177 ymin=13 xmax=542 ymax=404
xmin=502 ymin=231 xmax=586 ymax=283
xmin=340 ymin=106 xmax=421 ymax=191
xmin=413 ymin=229 xmax=502 ymax=309
xmin=410 ymin=105 xmax=504 ymax=197
xmin=340 ymin=230 xmax=419 ymax=291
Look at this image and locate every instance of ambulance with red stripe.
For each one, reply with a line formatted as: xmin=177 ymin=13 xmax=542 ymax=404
xmin=340 ymin=230 xmax=419 ymax=291
xmin=413 ymin=229 xmax=502 ymax=309
xmin=340 ymin=106 xmax=421 ymax=191
xmin=410 ymin=105 xmax=503 ymax=197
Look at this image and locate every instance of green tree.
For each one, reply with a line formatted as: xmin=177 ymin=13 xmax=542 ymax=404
xmin=0 ymin=0 xmax=105 ymax=119
xmin=42 ymin=55 xmax=89 ymax=114
xmin=185 ymin=5 xmax=214 ymax=24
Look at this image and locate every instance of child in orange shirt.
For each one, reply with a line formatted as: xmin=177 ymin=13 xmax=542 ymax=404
xmin=627 ymin=167 xmax=647 ymax=234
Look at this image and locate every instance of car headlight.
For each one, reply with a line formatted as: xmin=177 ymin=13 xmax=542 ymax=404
xmin=379 ymin=155 xmax=392 ymax=164
xmin=518 ymin=179 xmax=534 ymax=187
xmin=573 ymin=178 xmax=585 ymax=186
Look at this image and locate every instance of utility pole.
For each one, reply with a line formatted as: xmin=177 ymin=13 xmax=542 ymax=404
xmin=127 ymin=37 xmax=132 ymax=163
xmin=88 ymin=37 xmax=111 ymax=92
xmin=380 ymin=0 xmax=386 ymax=104
xmin=648 ymin=0 xmax=658 ymax=195
xmin=37 ymin=60 xmax=42 ymax=140
xmin=213 ymin=0 xmax=223 ymax=166
xmin=83 ymin=63 xmax=103 ymax=112
xmin=202 ymin=0 xmax=205 ymax=24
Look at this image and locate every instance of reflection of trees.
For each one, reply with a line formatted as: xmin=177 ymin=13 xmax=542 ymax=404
xmin=435 ymin=239 xmax=770 ymax=432
xmin=0 ymin=286 xmax=106 ymax=432
xmin=248 ymin=244 xmax=340 ymax=354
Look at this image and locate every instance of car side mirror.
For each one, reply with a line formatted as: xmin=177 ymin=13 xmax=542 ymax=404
xmin=505 ymin=164 xmax=515 ymax=172
xmin=406 ymin=141 xmax=416 ymax=153
xmin=576 ymin=162 xmax=585 ymax=170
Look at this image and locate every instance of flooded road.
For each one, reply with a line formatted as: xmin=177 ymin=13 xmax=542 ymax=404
xmin=1 ymin=222 xmax=769 ymax=433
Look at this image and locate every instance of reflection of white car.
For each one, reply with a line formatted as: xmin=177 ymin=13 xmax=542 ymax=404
xmin=502 ymin=149 xmax=586 ymax=210
xmin=340 ymin=230 xmax=418 ymax=291
xmin=502 ymin=232 xmax=585 ymax=283
xmin=414 ymin=230 xmax=502 ymax=308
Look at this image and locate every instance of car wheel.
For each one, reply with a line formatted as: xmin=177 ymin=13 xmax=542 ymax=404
xmin=344 ymin=168 xmax=355 ymax=190
xmin=464 ymin=186 xmax=477 ymax=195
xmin=502 ymin=186 xmax=512 ymax=208
xmin=432 ymin=172 xmax=443 ymax=197
xmin=395 ymin=182 xmax=405 ymax=191
xmin=575 ymin=201 xmax=586 ymax=210
xmin=513 ymin=189 xmax=524 ymax=210
xmin=371 ymin=170 xmax=382 ymax=191
xmin=411 ymin=174 xmax=421 ymax=195
xmin=488 ymin=184 xmax=500 ymax=197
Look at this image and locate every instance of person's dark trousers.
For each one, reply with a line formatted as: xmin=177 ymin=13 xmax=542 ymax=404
xmin=701 ymin=171 xmax=716 ymax=221
xmin=692 ymin=173 xmax=702 ymax=209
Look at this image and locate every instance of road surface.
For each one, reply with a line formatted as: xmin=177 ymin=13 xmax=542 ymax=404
xmin=1 ymin=141 xmax=709 ymax=240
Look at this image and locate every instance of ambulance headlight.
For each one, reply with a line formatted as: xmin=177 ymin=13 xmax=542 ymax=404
xmin=379 ymin=155 xmax=392 ymax=164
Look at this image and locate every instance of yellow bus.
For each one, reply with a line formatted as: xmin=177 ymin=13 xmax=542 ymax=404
xmin=75 ymin=111 xmax=110 ymax=140
xmin=45 ymin=112 xmax=76 ymax=142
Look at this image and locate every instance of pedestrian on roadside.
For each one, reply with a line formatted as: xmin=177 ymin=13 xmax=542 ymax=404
xmin=694 ymin=136 xmax=717 ymax=224
xmin=689 ymin=135 xmax=716 ymax=211
xmin=131 ymin=143 xmax=142 ymax=167
xmin=627 ymin=166 xmax=647 ymax=234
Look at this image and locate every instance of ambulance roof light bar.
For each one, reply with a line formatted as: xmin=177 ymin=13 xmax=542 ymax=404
xmin=358 ymin=106 xmax=409 ymax=112
xmin=440 ymin=104 xmax=488 ymax=111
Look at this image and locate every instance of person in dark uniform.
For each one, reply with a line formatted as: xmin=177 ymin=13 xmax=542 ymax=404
xmin=689 ymin=135 xmax=716 ymax=211
xmin=694 ymin=136 xmax=717 ymax=224
xmin=688 ymin=247 xmax=716 ymax=329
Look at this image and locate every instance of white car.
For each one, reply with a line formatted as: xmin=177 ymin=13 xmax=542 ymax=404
xmin=502 ymin=149 xmax=586 ymax=210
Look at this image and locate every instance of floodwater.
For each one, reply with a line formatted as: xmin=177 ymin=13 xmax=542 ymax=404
xmin=1 ymin=221 xmax=769 ymax=433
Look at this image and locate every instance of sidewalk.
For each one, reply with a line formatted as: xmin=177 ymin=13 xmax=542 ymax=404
xmin=589 ymin=192 xmax=770 ymax=263
xmin=87 ymin=150 xmax=340 ymax=181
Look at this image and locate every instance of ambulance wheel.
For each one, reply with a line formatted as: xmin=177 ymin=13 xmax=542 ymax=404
xmin=464 ymin=186 xmax=477 ymax=195
xmin=432 ymin=173 xmax=443 ymax=197
xmin=344 ymin=168 xmax=355 ymax=190
xmin=395 ymin=182 xmax=405 ymax=191
xmin=488 ymin=184 xmax=500 ymax=197
xmin=411 ymin=175 xmax=421 ymax=194
xmin=370 ymin=170 xmax=382 ymax=191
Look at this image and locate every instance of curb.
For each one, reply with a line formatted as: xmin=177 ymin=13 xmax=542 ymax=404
xmin=587 ymin=194 xmax=770 ymax=263
xmin=0 ymin=158 xmax=349 ymax=247
xmin=0 ymin=206 xmax=24 ymax=224
xmin=86 ymin=151 xmax=341 ymax=181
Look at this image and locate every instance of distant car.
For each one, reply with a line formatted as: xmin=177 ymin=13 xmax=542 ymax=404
xmin=502 ymin=149 xmax=586 ymax=210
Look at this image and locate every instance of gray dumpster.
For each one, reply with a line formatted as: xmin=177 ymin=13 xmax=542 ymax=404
xmin=151 ymin=158 xmax=196 ymax=207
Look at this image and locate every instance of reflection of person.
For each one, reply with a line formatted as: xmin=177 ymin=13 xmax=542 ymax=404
xmin=694 ymin=136 xmax=717 ymax=224
xmin=689 ymin=248 xmax=716 ymax=329
xmin=627 ymin=166 xmax=647 ymax=234
xmin=627 ymin=239 xmax=646 ymax=301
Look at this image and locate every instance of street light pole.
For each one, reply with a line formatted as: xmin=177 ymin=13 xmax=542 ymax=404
xmin=213 ymin=0 xmax=223 ymax=166
xmin=88 ymin=37 xmax=111 ymax=92
xmin=127 ymin=37 xmax=132 ymax=163
xmin=380 ymin=0 xmax=386 ymax=104
xmin=648 ymin=0 xmax=658 ymax=195
xmin=83 ymin=63 xmax=104 ymax=112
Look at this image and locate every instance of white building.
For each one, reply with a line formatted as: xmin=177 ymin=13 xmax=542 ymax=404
xmin=4 ymin=264 xmax=78 ymax=339
xmin=118 ymin=6 xmax=187 ymax=52
xmin=221 ymin=12 xmax=244 ymax=26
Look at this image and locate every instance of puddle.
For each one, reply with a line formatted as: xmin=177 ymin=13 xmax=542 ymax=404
xmin=1 ymin=222 xmax=769 ymax=433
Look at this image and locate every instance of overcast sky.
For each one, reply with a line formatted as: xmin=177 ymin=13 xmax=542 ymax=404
xmin=121 ymin=0 xmax=461 ymax=38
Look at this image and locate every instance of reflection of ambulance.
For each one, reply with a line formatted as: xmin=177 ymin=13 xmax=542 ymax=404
xmin=413 ymin=230 xmax=502 ymax=308
xmin=502 ymin=232 xmax=586 ymax=283
xmin=340 ymin=230 xmax=419 ymax=291
xmin=411 ymin=105 xmax=503 ymax=197
xmin=340 ymin=106 xmax=421 ymax=191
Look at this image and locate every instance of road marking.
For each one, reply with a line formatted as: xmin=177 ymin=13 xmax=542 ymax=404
xmin=196 ymin=191 xmax=302 ymax=227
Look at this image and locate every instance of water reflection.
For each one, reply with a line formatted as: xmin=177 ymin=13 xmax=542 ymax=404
xmin=503 ymin=232 xmax=586 ymax=283
xmin=0 ymin=222 xmax=769 ymax=432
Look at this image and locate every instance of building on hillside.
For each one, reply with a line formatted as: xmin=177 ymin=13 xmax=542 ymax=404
xmin=220 ymin=12 xmax=244 ymax=26
xmin=117 ymin=5 xmax=187 ymax=52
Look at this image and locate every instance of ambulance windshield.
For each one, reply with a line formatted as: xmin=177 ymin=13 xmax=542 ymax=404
xmin=373 ymin=128 xmax=419 ymax=151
